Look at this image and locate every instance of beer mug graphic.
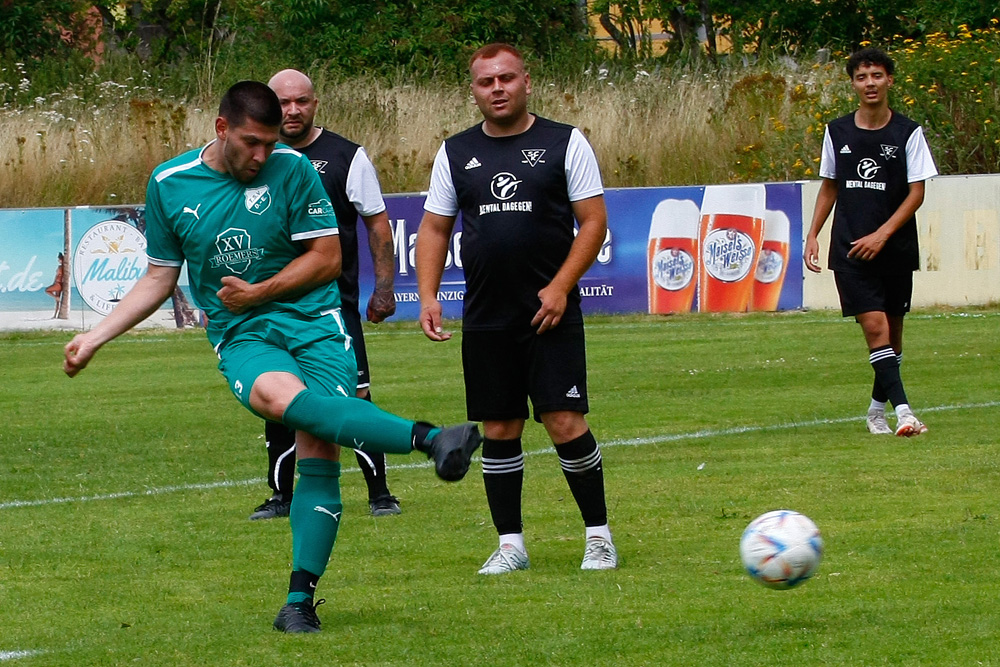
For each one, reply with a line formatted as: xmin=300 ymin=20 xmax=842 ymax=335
xmin=697 ymin=184 xmax=766 ymax=312
xmin=750 ymin=209 xmax=791 ymax=312
xmin=648 ymin=198 xmax=700 ymax=314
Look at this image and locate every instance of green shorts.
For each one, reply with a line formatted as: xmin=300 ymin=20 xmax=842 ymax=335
xmin=217 ymin=309 xmax=358 ymax=418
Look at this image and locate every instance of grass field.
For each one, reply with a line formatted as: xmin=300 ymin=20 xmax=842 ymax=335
xmin=1 ymin=310 xmax=999 ymax=665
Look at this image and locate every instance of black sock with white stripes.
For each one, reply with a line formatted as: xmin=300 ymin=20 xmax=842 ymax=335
xmin=871 ymin=352 xmax=902 ymax=404
xmin=265 ymin=420 xmax=296 ymax=500
xmin=481 ymin=438 xmax=524 ymax=535
xmin=353 ymin=391 xmax=390 ymax=500
xmin=556 ymin=430 xmax=608 ymax=528
xmin=869 ymin=345 xmax=908 ymax=408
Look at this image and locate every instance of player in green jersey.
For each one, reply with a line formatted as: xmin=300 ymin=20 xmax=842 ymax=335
xmin=63 ymin=81 xmax=481 ymax=634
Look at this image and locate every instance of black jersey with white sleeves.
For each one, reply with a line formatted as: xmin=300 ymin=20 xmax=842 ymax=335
xmin=299 ymin=129 xmax=387 ymax=310
xmin=819 ymin=111 xmax=937 ymax=274
xmin=424 ymin=116 xmax=604 ymax=331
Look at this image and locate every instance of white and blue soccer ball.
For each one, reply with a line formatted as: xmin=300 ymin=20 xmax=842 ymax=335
xmin=740 ymin=509 xmax=823 ymax=589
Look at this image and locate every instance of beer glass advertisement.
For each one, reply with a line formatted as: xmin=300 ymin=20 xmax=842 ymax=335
xmin=631 ymin=182 xmax=805 ymax=314
xmin=368 ymin=184 xmax=804 ymax=321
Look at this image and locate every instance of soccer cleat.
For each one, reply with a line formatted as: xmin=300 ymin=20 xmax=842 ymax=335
xmin=866 ymin=409 xmax=893 ymax=435
xmin=369 ymin=494 xmax=402 ymax=517
xmin=249 ymin=496 xmax=291 ymax=521
xmin=895 ymin=412 xmax=928 ymax=437
xmin=427 ymin=423 xmax=482 ymax=482
xmin=581 ymin=537 xmax=619 ymax=570
xmin=478 ymin=543 xmax=530 ymax=575
xmin=273 ymin=598 xmax=325 ymax=633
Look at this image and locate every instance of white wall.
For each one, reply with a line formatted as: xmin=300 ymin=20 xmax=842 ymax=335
xmin=801 ymin=174 xmax=1000 ymax=310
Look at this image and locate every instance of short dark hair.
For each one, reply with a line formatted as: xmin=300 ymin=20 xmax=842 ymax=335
xmin=218 ymin=81 xmax=282 ymax=128
xmin=468 ymin=43 xmax=525 ymax=72
xmin=846 ymin=47 xmax=895 ymax=78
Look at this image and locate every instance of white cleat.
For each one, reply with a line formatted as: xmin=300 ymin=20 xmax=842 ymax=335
xmin=866 ymin=409 xmax=893 ymax=435
xmin=581 ymin=536 xmax=619 ymax=570
xmin=478 ymin=543 xmax=530 ymax=575
xmin=895 ymin=412 xmax=928 ymax=437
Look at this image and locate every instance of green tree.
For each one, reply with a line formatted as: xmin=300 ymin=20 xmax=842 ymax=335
xmin=591 ymin=0 xmax=715 ymax=60
xmin=257 ymin=0 xmax=590 ymax=78
xmin=0 ymin=0 xmax=88 ymax=59
xmin=90 ymin=0 xmax=233 ymax=62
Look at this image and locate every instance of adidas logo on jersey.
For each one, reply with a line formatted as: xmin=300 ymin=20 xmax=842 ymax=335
xmin=566 ymin=385 xmax=581 ymax=399
xmin=465 ymin=157 xmax=482 ymax=170
xmin=839 ymin=144 xmax=852 ymax=154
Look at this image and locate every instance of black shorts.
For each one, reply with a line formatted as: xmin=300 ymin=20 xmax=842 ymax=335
xmin=834 ymin=271 xmax=913 ymax=317
xmin=341 ymin=303 xmax=370 ymax=391
xmin=462 ymin=324 xmax=590 ymax=423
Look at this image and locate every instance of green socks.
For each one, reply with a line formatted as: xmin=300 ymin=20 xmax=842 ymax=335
xmin=290 ymin=458 xmax=343 ymax=578
xmin=283 ymin=389 xmax=415 ymax=454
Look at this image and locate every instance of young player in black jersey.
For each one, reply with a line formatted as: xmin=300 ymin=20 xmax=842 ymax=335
xmin=416 ymin=43 xmax=618 ymax=573
xmin=246 ymin=69 xmax=403 ymax=520
xmin=804 ymin=47 xmax=938 ymax=436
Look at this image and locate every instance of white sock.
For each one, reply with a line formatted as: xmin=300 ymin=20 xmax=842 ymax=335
xmin=895 ymin=403 xmax=912 ymax=419
xmin=499 ymin=533 xmax=526 ymax=553
xmin=585 ymin=524 xmax=612 ymax=542
xmin=869 ymin=399 xmax=887 ymax=413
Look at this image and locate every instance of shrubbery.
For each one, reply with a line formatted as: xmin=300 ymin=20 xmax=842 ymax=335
xmin=717 ymin=22 xmax=1000 ymax=183
xmin=0 ymin=4 xmax=997 ymax=206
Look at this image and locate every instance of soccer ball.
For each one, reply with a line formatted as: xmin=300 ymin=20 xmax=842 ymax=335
xmin=739 ymin=509 xmax=823 ymax=589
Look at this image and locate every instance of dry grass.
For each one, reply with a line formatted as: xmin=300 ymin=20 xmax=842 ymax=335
xmin=0 ymin=66 xmax=832 ymax=208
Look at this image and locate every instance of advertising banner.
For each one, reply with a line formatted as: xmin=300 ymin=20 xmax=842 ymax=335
xmin=0 ymin=183 xmax=804 ymax=330
xmin=368 ymin=182 xmax=804 ymax=321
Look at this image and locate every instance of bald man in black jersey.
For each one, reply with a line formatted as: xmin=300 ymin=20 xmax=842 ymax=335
xmin=805 ymin=47 xmax=938 ymax=437
xmin=246 ymin=69 xmax=404 ymax=521
xmin=416 ymin=43 xmax=618 ymax=574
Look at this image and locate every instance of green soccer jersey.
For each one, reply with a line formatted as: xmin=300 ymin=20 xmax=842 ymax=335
xmin=144 ymin=142 xmax=339 ymax=346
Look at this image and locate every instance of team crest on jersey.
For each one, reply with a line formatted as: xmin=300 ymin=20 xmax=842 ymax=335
xmin=310 ymin=159 xmax=328 ymax=174
xmin=880 ymin=144 xmax=898 ymax=160
xmin=244 ymin=185 xmax=272 ymax=215
xmin=521 ymin=149 xmax=546 ymax=167
xmin=857 ymin=158 xmax=881 ymax=180
xmin=210 ymin=227 xmax=264 ymax=274
xmin=490 ymin=172 xmax=522 ymax=200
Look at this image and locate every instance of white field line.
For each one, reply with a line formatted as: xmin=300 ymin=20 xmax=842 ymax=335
xmin=0 ymin=650 xmax=45 ymax=662
xmin=2 ymin=400 xmax=997 ymax=512
xmin=6 ymin=310 xmax=998 ymax=347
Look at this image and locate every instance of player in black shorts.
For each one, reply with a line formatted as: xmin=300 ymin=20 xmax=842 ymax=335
xmin=805 ymin=47 xmax=938 ymax=437
xmin=247 ymin=69 xmax=403 ymax=520
xmin=416 ymin=43 xmax=618 ymax=573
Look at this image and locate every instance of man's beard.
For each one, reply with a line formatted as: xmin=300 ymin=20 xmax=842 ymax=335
xmin=280 ymin=122 xmax=311 ymax=141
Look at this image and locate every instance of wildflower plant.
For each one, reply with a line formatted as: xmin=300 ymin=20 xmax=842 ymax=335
xmin=890 ymin=22 xmax=1000 ymax=175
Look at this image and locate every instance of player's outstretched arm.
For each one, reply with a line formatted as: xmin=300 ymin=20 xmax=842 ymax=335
xmin=217 ymin=235 xmax=341 ymax=314
xmin=415 ymin=211 xmax=456 ymax=341
xmin=63 ymin=264 xmax=181 ymax=377
xmin=533 ymin=194 xmax=608 ymax=334
xmin=804 ymin=178 xmax=838 ymax=273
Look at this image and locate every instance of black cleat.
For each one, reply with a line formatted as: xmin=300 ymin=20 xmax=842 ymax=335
xmin=369 ymin=494 xmax=402 ymax=516
xmin=427 ymin=423 xmax=482 ymax=481
xmin=249 ymin=496 xmax=291 ymax=521
xmin=273 ymin=599 xmax=324 ymax=633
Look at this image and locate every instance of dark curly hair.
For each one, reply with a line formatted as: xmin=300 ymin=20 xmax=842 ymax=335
xmin=846 ymin=47 xmax=895 ymax=78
